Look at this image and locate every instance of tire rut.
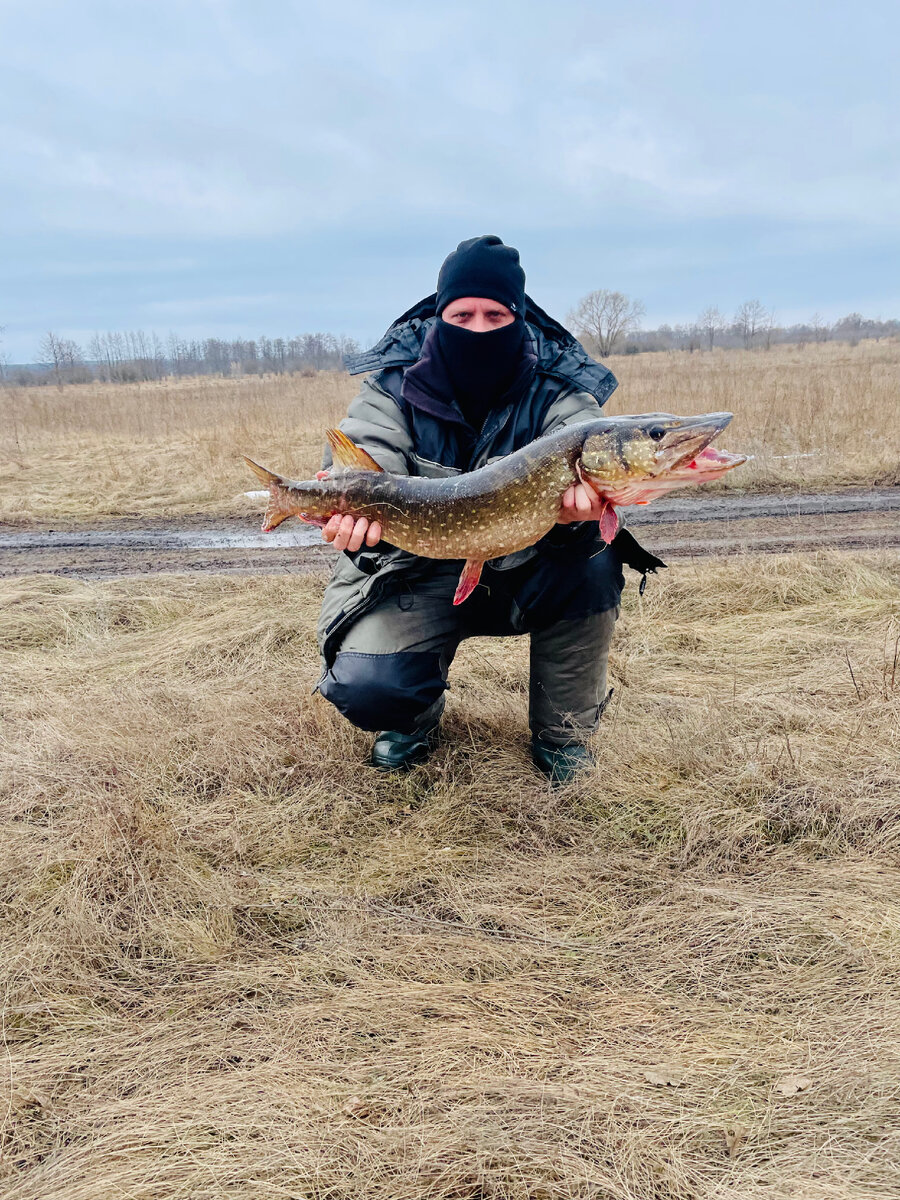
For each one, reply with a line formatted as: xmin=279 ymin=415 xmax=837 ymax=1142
xmin=1 ymin=489 xmax=898 ymax=579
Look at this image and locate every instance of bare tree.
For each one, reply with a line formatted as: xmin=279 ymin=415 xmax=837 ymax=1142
xmin=568 ymin=290 xmax=645 ymax=357
xmin=763 ymin=308 xmax=777 ymax=351
xmin=39 ymin=331 xmax=63 ymax=387
xmin=734 ymin=300 xmax=768 ymax=349
xmin=809 ymin=313 xmax=828 ymax=344
xmin=39 ymin=331 xmax=84 ymax=388
xmin=672 ymin=323 xmax=703 ymax=353
xmin=697 ymin=306 xmax=726 ymax=351
xmin=833 ymin=312 xmax=863 ymax=347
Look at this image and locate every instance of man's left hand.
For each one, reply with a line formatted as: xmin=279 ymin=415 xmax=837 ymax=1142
xmin=558 ymin=482 xmax=607 ymax=524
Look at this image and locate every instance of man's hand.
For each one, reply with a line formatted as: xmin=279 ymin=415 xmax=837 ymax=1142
xmin=316 ymin=468 xmax=383 ymax=552
xmin=558 ymin=482 xmax=607 ymax=524
xmin=322 ymin=513 xmax=383 ymax=553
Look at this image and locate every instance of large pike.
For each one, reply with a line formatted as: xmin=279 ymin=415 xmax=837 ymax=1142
xmin=245 ymin=413 xmax=746 ymax=604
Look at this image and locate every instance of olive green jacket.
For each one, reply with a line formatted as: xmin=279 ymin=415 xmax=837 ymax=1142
xmin=316 ymin=311 xmax=619 ymax=670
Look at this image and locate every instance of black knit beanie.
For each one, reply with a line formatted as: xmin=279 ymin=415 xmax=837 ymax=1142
xmin=436 ymin=235 xmax=526 ymax=317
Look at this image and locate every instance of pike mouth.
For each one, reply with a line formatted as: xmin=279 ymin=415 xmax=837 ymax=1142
xmin=672 ymin=445 xmax=748 ymax=476
xmin=652 ymin=414 xmax=733 ymax=474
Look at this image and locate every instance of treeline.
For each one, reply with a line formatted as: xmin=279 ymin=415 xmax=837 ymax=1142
xmin=567 ymin=291 xmax=900 ymax=357
xmin=626 ymin=307 xmax=900 ymax=355
xmin=5 ymin=303 xmax=900 ymax=388
xmin=7 ymin=329 xmax=361 ymax=387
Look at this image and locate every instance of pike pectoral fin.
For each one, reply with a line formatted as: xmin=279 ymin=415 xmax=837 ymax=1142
xmin=599 ymin=502 xmax=619 ymax=544
xmin=453 ymin=559 xmax=484 ymax=606
xmin=326 ymin=429 xmax=384 ymax=472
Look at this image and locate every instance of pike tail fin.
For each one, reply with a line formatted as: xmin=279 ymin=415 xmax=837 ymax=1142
xmin=326 ymin=429 xmax=384 ymax=473
xmin=453 ymin=559 xmax=484 ymax=606
xmin=244 ymin=456 xmax=281 ymax=486
xmin=243 ymin=456 xmax=292 ymax=532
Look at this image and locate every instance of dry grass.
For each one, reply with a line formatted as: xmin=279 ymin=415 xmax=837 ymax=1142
xmin=2 ymin=339 xmax=899 ymax=522
xmin=2 ymin=550 xmax=900 ymax=1198
xmin=0 ymin=371 xmax=355 ymax=523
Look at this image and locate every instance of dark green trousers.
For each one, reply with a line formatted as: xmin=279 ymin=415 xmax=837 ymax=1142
xmin=319 ymin=559 xmax=618 ymax=745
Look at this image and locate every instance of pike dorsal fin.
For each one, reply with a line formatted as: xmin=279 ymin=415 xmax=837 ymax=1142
xmin=326 ymin=428 xmax=384 ymax=472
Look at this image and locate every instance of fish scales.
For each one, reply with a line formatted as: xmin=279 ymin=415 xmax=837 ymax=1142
xmin=274 ymin=426 xmax=582 ymax=560
xmin=245 ymin=413 xmax=745 ymax=604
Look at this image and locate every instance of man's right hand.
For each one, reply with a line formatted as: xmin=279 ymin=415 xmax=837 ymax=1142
xmin=315 ymin=470 xmax=383 ymax=552
xmin=322 ymin=513 xmax=383 ymax=553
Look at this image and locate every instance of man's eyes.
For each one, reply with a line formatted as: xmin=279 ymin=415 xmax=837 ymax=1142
xmin=453 ymin=311 xmax=505 ymax=321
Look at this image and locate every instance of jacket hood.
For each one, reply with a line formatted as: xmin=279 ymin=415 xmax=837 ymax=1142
xmin=345 ymin=293 xmax=617 ymax=406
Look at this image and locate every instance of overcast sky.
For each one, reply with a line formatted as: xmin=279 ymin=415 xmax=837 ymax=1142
xmin=1 ymin=0 xmax=898 ymax=361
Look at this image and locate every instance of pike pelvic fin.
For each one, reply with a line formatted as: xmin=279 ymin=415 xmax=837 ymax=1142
xmin=261 ymin=505 xmax=292 ymax=533
xmin=453 ymin=559 xmax=484 ymax=606
xmin=599 ymin=502 xmax=619 ymax=544
xmin=326 ymin=429 xmax=384 ymax=473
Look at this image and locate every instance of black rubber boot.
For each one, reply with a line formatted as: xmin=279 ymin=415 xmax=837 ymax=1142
xmin=531 ymin=740 xmax=594 ymax=785
xmin=371 ymin=728 xmax=436 ymax=772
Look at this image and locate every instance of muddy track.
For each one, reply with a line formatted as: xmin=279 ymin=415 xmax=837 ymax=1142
xmin=1 ymin=489 xmax=898 ymax=579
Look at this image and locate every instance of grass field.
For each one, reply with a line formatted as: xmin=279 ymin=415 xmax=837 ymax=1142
xmin=2 ymin=339 xmax=899 ymax=522
xmin=3 ymin=551 xmax=899 ymax=1198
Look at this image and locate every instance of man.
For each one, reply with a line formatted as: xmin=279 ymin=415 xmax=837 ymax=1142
xmin=315 ymin=236 xmax=662 ymax=782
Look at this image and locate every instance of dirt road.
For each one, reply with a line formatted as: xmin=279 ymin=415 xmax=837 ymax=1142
xmin=1 ymin=489 xmax=898 ymax=579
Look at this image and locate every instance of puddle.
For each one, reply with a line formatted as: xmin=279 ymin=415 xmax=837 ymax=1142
xmin=1 ymin=490 xmax=897 ymax=554
xmin=0 ymin=525 xmax=322 ymax=551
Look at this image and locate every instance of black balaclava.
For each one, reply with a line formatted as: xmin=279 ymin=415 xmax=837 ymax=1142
xmin=430 ymin=235 xmax=530 ymax=429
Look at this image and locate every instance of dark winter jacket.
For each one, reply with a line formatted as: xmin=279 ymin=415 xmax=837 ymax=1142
xmin=316 ymin=294 xmax=653 ymax=669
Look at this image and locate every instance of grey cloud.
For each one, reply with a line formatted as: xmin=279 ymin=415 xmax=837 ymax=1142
xmin=1 ymin=0 xmax=897 ymax=359
xmin=2 ymin=0 xmax=893 ymax=239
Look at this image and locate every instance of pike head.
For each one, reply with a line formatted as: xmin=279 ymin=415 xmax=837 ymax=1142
xmin=579 ymin=412 xmax=746 ymax=505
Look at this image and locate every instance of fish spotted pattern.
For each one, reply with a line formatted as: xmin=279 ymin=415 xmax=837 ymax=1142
xmin=245 ymin=413 xmax=745 ymax=604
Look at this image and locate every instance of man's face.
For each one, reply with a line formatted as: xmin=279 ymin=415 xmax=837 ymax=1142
xmin=441 ymin=296 xmax=515 ymax=332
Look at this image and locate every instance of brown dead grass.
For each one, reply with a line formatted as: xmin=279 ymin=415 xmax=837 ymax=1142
xmin=2 ymin=551 xmax=900 ymax=1198
xmin=2 ymin=339 xmax=899 ymax=522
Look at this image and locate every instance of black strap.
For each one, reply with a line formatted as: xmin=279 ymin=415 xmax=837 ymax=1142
xmin=612 ymin=528 xmax=668 ymax=577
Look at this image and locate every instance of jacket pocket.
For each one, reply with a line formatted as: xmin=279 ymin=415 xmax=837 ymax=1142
xmin=316 ymin=550 xmax=421 ymax=673
xmin=317 ymin=572 xmax=386 ymax=678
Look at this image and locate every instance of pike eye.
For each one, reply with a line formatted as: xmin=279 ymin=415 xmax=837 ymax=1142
xmin=648 ymin=426 xmax=667 ymax=441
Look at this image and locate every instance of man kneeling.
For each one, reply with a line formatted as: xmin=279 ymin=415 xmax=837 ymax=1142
xmin=315 ymin=236 xmax=658 ymax=783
